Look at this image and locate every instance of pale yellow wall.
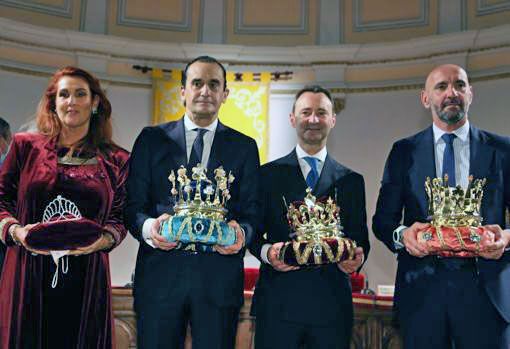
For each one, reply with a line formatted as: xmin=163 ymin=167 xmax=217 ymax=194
xmin=0 ymin=45 xmax=75 ymax=69
xmin=0 ymin=0 xmax=83 ymax=30
xmin=345 ymin=63 xmax=434 ymax=83
xmin=107 ymin=0 xmax=200 ymax=43
xmin=466 ymin=0 xmax=510 ymax=30
xmin=468 ymin=51 xmax=510 ymax=72
xmin=343 ymin=0 xmax=439 ymax=44
xmin=225 ymin=0 xmax=318 ymax=46
xmin=2 ymin=0 xmax=510 ymax=45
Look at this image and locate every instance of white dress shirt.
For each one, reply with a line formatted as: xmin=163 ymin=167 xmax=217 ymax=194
xmin=433 ymin=120 xmax=470 ymax=189
xmin=142 ymin=116 xmax=219 ymax=247
xmin=261 ymin=145 xmax=328 ymax=264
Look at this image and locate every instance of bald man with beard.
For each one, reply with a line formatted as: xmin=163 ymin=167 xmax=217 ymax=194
xmin=373 ymin=64 xmax=510 ymax=348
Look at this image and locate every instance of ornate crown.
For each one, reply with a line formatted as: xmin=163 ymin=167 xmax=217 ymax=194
xmin=42 ymin=195 xmax=82 ymax=223
xmin=168 ymin=164 xmax=235 ymax=220
xmin=286 ymin=188 xmax=343 ymax=242
xmin=425 ymin=175 xmax=486 ymax=227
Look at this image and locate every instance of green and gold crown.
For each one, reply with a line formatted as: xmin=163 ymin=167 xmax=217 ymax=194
xmin=286 ymin=188 xmax=344 ymax=242
xmin=168 ymin=164 xmax=235 ymax=220
xmin=425 ymin=175 xmax=486 ymax=227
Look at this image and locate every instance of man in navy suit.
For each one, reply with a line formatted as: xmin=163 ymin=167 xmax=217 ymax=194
xmin=373 ymin=64 xmax=510 ymax=348
xmin=125 ymin=56 xmax=259 ymax=349
xmin=249 ymin=85 xmax=369 ymax=349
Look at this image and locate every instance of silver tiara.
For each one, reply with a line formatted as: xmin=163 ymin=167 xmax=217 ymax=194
xmin=42 ymin=195 xmax=82 ymax=223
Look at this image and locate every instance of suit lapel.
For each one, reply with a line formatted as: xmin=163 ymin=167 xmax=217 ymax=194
xmin=409 ymin=127 xmax=436 ymax=216
xmin=314 ymin=155 xmax=340 ymax=198
xmin=162 ymin=118 xmax=187 ymax=168
xmin=207 ymin=121 xmax=226 ymax=172
xmin=280 ymin=150 xmax=308 ymax=201
xmin=469 ymin=126 xmax=494 ymax=180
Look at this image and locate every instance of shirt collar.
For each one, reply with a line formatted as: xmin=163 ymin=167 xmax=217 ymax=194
xmin=433 ymin=119 xmax=470 ymax=144
xmin=184 ymin=114 xmax=218 ymax=133
xmin=295 ymin=144 xmax=327 ymax=163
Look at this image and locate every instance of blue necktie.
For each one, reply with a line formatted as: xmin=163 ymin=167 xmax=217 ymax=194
xmin=303 ymin=156 xmax=319 ymax=189
xmin=441 ymin=133 xmax=456 ymax=187
xmin=188 ymin=128 xmax=207 ymax=170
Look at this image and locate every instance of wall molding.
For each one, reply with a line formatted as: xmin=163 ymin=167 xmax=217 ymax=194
xmin=0 ymin=0 xmax=73 ymax=18
xmin=353 ymin=0 xmax=429 ymax=32
xmin=476 ymin=0 xmax=510 ymax=16
xmin=116 ymin=0 xmax=192 ymax=31
xmin=234 ymin=0 xmax=309 ymax=34
xmin=1 ymin=17 xmax=510 ymax=65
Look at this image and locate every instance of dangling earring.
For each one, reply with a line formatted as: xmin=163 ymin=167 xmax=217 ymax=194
xmin=91 ymin=108 xmax=98 ymax=117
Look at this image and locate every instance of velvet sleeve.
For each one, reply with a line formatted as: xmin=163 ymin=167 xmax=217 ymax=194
xmin=103 ymin=149 xmax=130 ymax=249
xmin=0 ymin=135 xmax=22 ymax=245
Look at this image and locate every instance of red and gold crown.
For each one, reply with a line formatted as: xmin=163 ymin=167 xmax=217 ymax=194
xmin=280 ymin=188 xmax=356 ymax=265
xmin=419 ymin=176 xmax=492 ymax=257
xmin=425 ymin=175 xmax=486 ymax=227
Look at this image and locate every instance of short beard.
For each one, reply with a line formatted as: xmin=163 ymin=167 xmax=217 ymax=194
xmin=433 ymin=104 xmax=466 ymax=125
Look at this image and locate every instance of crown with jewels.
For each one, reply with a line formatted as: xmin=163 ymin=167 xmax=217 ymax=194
xmin=286 ymin=188 xmax=344 ymax=242
xmin=425 ymin=175 xmax=486 ymax=227
xmin=168 ymin=164 xmax=235 ymax=220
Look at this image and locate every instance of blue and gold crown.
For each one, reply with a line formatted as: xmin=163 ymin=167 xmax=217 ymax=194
xmin=160 ymin=164 xmax=237 ymax=248
xmin=168 ymin=164 xmax=235 ymax=220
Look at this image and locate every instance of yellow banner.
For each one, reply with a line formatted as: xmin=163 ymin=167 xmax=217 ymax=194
xmin=152 ymin=69 xmax=185 ymax=124
xmin=152 ymin=72 xmax=269 ymax=163
xmin=219 ymin=82 xmax=269 ymax=164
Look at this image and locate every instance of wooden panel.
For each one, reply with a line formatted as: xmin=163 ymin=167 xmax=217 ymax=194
xmin=112 ymin=288 xmax=401 ymax=349
xmin=360 ymin=0 xmax=422 ymax=22
xmin=241 ymin=0 xmax=303 ymax=26
xmin=123 ymin=0 xmax=184 ymax=22
xmin=466 ymin=0 xmax=510 ymax=30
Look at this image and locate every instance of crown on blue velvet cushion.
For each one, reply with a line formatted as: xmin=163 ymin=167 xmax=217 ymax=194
xmin=168 ymin=164 xmax=235 ymax=220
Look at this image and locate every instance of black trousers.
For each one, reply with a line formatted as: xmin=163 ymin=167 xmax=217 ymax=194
xmin=254 ymin=303 xmax=352 ymax=349
xmin=399 ymin=260 xmax=510 ymax=349
xmin=136 ymin=255 xmax=240 ymax=349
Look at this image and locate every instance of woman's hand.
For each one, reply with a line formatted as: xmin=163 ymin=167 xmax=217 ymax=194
xmin=11 ymin=223 xmax=50 ymax=255
xmin=68 ymin=233 xmax=115 ymax=256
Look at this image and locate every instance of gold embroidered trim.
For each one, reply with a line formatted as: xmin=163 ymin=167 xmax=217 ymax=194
xmin=168 ymin=216 xmax=229 ymax=245
xmin=436 ymin=225 xmax=447 ymax=250
xmin=0 ymin=217 xmax=20 ymax=243
xmin=453 ymin=227 xmax=466 ymax=250
xmin=58 ymin=156 xmax=98 ymax=165
xmin=290 ymin=237 xmax=356 ymax=265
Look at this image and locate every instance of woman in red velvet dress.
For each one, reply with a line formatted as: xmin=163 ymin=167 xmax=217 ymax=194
xmin=0 ymin=66 xmax=129 ymax=348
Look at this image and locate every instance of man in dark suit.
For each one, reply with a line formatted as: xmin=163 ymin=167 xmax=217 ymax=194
xmin=125 ymin=56 xmax=259 ymax=349
xmin=373 ymin=64 xmax=510 ymax=348
xmin=249 ymin=85 xmax=369 ymax=349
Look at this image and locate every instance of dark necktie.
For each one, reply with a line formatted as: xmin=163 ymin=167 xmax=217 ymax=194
xmin=441 ymin=133 xmax=457 ymax=187
xmin=188 ymin=128 xmax=207 ymax=170
xmin=303 ymin=156 xmax=319 ymax=189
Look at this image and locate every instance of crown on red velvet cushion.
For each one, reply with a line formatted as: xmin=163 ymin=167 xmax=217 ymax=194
xmin=425 ymin=175 xmax=486 ymax=227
